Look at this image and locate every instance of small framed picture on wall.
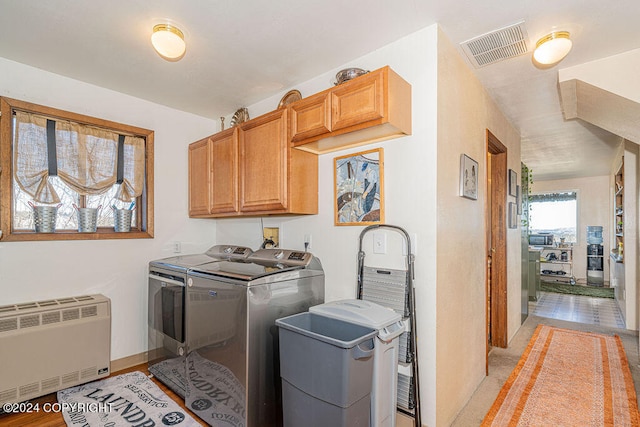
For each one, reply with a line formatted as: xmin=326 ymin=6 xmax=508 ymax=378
xmin=508 ymin=202 xmax=518 ymax=228
xmin=508 ymin=169 xmax=518 ymax=197
xmin=460 ymin=154 xmax=478 ymax=200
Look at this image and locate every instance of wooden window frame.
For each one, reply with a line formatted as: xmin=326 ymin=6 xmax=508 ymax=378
xmin=0 ymin=97 xmax=154 ymax=241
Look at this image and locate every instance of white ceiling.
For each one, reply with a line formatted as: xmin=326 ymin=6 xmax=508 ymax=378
xmin=0 ymin=0 xmax=638 ymax=181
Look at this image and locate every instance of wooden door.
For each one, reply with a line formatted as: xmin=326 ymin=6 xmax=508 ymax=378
xmin=239 ymin=109 xmax=288 ymax=212
xmin=290 ymin=92 xmax=331 ymax=143
xmin=188 ymin=137 xmax=212 ymax=216
xmin=486 ymin=130 xmax=508 ymax=354
xmin=331 ymin=69 xmax=384 ymax=131
xmin=210 ymin=128 xmax=239 ymax=214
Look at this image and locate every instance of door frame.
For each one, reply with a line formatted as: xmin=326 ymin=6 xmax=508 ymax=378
xmin=486 ymin=130 xmax=508 ymax=355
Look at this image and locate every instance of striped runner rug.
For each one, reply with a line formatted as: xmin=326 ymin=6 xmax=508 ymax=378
xmin=482 ymin=325 xmax=639 ymax=426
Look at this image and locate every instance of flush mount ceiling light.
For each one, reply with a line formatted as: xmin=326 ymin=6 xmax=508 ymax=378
xmin=533 ymin=31 xmax=572 ymax=65
xmin=151 ymin=24 xmax=186 ymax=60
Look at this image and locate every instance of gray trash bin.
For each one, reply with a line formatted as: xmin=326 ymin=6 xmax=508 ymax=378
xmin=276 ymin=311 xmax=377 ymax=427
xmin=310 ymin=299 xmax=405 ymax=427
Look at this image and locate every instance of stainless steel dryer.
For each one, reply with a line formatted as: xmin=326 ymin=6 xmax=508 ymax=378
xmin=159 ymin=248 xmax=324 ymax=427
xmin=147 ymin=245 xmax=253 ymax=395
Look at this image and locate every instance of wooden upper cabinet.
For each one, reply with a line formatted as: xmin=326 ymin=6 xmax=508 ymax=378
xmin=239 ymin=109 xmax=288 ymax=212
xmin=187 ymin=107 xmax=318 ymax=218
xmin=188 ymin=65 xmax=410 ymax=218
xmin=188 ymin=137 xmax=212 ymax=216
xmin=209 ymin=128 xmax=239 ymax=214
xmin=291 ymin=65 xmax=411 ymax=154
xmin=290 ymin=92 xmax=331 ymax=143
xmin=331 ymin=70 xmax=384 ymax=131
xmin=188 ymin=128 xmax=239 ymax=217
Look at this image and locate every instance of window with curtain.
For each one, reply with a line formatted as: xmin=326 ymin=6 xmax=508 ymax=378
xmin=0 ymin=97 xmax=154 ymax=241
xmin=529 ymin=191 xmax=577 ymax=243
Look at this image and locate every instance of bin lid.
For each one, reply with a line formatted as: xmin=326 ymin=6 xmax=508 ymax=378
xmin=275 ymin=312 xmax=377 ymax=349
xmin=310 ymin=299 xmax=403 ymax=332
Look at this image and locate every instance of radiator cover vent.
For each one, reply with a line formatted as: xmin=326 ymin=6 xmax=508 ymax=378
xmin=82 ymin=305 xmax=98 ymax=318
xmin=42 ymin=312 xmax=60 ymax=325
xmin=19 ymin=315 xmax=40 ymax=329
xmin=41 ymin=376 xmax=60 ymax=391
xmin=0 ymin=295 xmax=97 ymax=313
xmin=0 ymin=294 xmax=110 ymax=405
xmin=0 ymin=318 xmax=17 ymax=332
xmin=62 ymin=308 xmax=80 ymax=322
xmin=460 ymin=21 xmax=529 ymax=67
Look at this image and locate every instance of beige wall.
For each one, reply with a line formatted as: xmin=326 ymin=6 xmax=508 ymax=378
xmin=0 ymin=57 xmax=219 ymax=360
xmin=435 ymin=29 xmax=521 ymax=426
xmin=532 ymin=175 xmax=611 ymax=283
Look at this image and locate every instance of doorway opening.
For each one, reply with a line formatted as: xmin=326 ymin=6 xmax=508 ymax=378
xmin=526 ymin=190 xmax=623 ymax=328
xmin=486 ymin=130 xmax=508 ymax=365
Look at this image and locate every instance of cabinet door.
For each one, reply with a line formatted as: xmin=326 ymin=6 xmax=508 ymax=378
xmin=290 ymin=92 xmax=331 ymax=142
xmin=210 ymin=128 xmax=239 ymax=214
xmin=331 ymin=69 xmax=384 ymax=132
xmin=188 ymin=137 xmax=212 ymax=216
xmin=239 ymin=109 xmax=288 ymax=212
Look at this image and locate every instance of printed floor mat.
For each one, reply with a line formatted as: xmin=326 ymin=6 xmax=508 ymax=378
xmin=57 ymin=370 xmax=201 ymax=426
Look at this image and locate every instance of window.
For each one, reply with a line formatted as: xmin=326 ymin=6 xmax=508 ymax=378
xmin=0 ymin=97 xmax=154 ymax=241
xmin=529 ymin=191 xmax=577 ymax=243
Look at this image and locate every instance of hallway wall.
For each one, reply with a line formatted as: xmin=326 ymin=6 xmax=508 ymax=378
xmin=435 ymin=29 xmax=521 ymax=426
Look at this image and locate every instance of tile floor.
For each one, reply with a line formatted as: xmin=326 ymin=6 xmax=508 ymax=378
xmin=529 ymin=291 xmax=626 ymax=329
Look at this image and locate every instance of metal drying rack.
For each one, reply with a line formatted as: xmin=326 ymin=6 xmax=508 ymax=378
xmin=357 ymin=224 xmax=421 ymax=427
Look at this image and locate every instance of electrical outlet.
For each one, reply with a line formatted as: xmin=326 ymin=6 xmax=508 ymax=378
xmin=373 ymin=232 xmax=387 ymax=254
xmin=172 ymin=241 xmax=181 ymax=253
xmin=304 ymin=234 xmax=312 ymax=250
xmin=263 ymin=227 xmax=279 ymax=248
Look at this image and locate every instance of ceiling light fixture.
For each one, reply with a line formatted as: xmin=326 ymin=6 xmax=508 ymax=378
xmin=533 ymin=31 xmax=572 ymax=65
xmin=151 ymin=24 xmax=186 ymax=61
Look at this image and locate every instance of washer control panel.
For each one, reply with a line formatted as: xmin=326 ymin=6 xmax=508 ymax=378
xmin=205 ymin=245 xmax=253 ymax=260
xmin=250 ymin=248 xmax=312 ymax=266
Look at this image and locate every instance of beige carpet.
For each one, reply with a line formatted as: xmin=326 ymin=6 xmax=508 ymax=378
xmin=481 ymin=325 xmax=639 ymax=426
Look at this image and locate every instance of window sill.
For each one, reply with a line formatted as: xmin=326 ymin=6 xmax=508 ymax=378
xmin=1 ymin=229 xmax=153 ymax=242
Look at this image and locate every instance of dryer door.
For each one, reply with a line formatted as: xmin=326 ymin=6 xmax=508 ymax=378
xmin=148 ymin=270 xmax=187 ymax=398
xmin=149 ymin=272 xmax=185 ymax=343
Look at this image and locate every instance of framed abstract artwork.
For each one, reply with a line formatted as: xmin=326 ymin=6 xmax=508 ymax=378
xmin=334 ymin=148 xmax=384 ymax=226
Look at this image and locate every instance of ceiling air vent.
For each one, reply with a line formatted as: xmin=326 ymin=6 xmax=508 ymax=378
xmin=460 ymin=21 xmax=529 ymax=68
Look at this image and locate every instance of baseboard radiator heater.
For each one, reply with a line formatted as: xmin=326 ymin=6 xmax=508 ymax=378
xmin=0 ymin=294 xmax=111 ymax=405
